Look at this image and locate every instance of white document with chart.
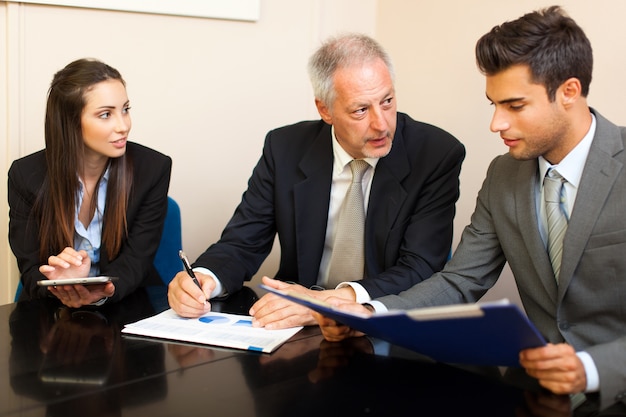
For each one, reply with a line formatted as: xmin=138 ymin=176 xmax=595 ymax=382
xmin=122 ymin=308 xmax=302 ymax=353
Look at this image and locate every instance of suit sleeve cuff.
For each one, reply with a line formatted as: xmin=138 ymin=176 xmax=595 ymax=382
xmin=193 ymin=267 xmax=225 ymax=298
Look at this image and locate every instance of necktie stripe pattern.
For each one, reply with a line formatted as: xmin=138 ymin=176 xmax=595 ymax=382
xmin=326 ymin=159 xmax=369 ymax=288
xmin=543 ymin=168 xmax=568 ymax=282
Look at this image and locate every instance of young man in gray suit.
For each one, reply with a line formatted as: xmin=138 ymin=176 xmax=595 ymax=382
xmin=315 ymin=6 xmax=626 ymax=412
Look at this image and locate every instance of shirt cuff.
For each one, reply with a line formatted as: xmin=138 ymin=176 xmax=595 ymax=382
xmin=365 ymin=300 xmax=388 ymax=313
xmin=193 ymin=267 xmax=225 ymax=298
xmin=369 ymin=337 xmax=391 ymax=356
xmin=576 ymin=351 xmax=599 ymax=392
xmin=91 ymin=297 xmax=108 ymax=306
xmin=336 ymin=282 xmax=371 ymax=303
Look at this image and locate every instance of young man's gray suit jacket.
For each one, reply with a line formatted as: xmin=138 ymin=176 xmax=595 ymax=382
xmin=378 ymin=109 xmax=626 ymax=410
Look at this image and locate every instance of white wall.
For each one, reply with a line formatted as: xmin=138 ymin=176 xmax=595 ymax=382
xmin=376 ymin=0 xmax=626 ymax=306
xmin=2 ymin=0 xmax=625 ymax=306
xmin=0 ymin=0 xmax=378 ymax=304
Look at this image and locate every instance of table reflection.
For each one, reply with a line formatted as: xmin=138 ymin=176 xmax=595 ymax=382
xmin=8 ymin=288 xmax=167 ymax=416
xmin=4 ymin=285 xmax=619 ymax=417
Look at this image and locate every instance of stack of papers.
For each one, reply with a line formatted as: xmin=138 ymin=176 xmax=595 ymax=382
xmin=122 ymin=309 xmax=303 ymax=353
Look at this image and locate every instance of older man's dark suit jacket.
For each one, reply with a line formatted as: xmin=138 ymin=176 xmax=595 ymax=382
xmin=195 ymin=112 xmax=465 ymax=298
xmin=8 ymin=142 xmax=172 ymax=303
xmin=379 ymin=109 xmax=626 ymax=410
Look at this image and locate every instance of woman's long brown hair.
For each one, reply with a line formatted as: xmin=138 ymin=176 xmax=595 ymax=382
xmin=33 ymin=58 xmax=133 ymax=262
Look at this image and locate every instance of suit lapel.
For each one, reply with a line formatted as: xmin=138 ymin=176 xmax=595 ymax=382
xmin=558 ymin=110 xmax=624 ymax=292
xmin=294 ymin=125 xmax=334 ymax=286
xmin=516 ymin=159 xmax=559 ymax=301
xmin=365 ymin=124 xmax=410 ymax=277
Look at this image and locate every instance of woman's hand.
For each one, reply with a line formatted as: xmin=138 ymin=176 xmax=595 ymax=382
xmin=39 ymin=247 xmax=91 ymax=279
xmin=39 ymin=247 xmax=114 ymax=307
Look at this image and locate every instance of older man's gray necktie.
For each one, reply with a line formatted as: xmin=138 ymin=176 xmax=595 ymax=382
xmin=327 ymin=159 xmax=369 ymax=288
xmin=544 ymin=168 xmax=568 ymax=283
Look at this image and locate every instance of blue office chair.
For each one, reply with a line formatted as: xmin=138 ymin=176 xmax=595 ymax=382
xmin=13 ymin=196 xmax=183 ymax=302
xmin=153 ymin=196 xmax=183 ymax=284
xmin=14 ymin=281 xmax=22 ymax=302
xmin=148 ymin=196 xmax=183 ymax=310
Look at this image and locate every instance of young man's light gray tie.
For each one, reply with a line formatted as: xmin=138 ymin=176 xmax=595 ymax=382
xmin=544 ymin=168 xmax=568 ymax=282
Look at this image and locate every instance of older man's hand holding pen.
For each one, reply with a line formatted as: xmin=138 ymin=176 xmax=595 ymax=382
xmin=167 ymin=251 xmax=214 ymax=318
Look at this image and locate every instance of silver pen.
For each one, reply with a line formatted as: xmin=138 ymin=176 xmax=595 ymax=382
xmin=178 ymin=250 xmax=203 ymax=290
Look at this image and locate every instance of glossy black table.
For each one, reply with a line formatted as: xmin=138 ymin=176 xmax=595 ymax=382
xmin=1 ymin=284 xmax=596 ymax=417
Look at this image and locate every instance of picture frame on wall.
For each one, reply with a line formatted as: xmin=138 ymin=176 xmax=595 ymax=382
xmin=5 ymin=0 xmax=260 ymax=22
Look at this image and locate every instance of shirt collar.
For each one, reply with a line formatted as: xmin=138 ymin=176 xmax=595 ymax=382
xmin=77 ymin=163 xmax=111 ymax=191
xmin=538 ymin=112 xmax=596 ymax=188
xmin=330 ymin=125 xmax=379 ymax=172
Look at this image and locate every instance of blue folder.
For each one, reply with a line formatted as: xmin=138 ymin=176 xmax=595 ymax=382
xmin=261 ymin=285 xmax=546 ymax=367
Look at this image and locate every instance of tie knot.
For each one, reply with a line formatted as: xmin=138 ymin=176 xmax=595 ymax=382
xmin=546 ymin=168 xmax=564 ymax=181
xmin=349 ymin=159 xmax=369 ymax=183
xmin=544 ymin=168 xmax=565 ymax=203
xmin=544 ymin=168 xmax=568 ymax=205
